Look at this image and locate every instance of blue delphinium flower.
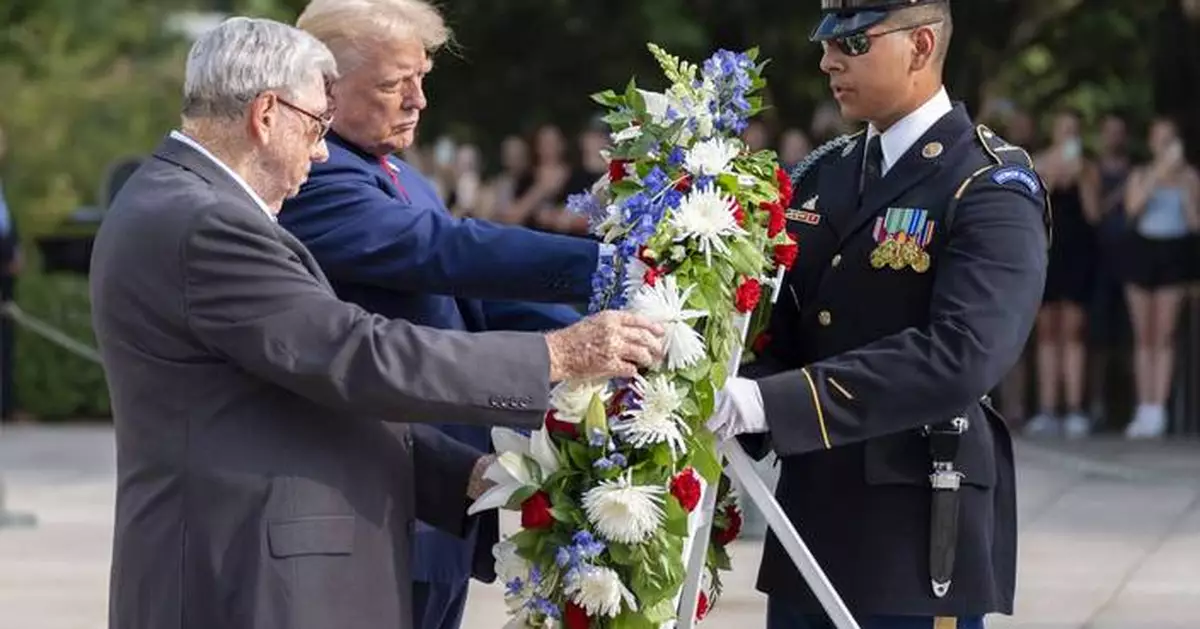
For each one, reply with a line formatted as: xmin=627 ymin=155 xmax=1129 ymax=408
xmin=529 ymin=596 xmax=560 ymax=619
xmin=642 ymin=166 xmax=669 ymax=195
xmin=566 ymin=191 xmax=609 ymax=232
xmin=588 ymin=428 xmax=609 ymax=448
xmin=609 ymin=452 xmax=628 ymax=468
xmin=667 ymin=146 xmax=686 ymax=167
xmin=505 ymin=577 xmax=524 ymax=597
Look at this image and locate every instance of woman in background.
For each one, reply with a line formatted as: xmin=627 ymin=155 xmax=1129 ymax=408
xmin=1026 ymin=110 xmax=1100 ymax=439
xmin=1122 ymin=117 xmax=1200 ymax=438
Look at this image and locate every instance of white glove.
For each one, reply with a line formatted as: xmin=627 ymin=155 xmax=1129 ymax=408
xmin=706 ymin=376 xmax=768 ymax=442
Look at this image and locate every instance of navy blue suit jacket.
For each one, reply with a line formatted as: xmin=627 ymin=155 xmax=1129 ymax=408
xmin=279 ymin=133 xmax=591 ymax=583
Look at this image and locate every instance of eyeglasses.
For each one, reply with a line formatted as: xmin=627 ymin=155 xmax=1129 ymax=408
xmin=827 ymin=18 xmax=943 ymax=57
xmin=276 ymin=96 xmax=334 ymax=141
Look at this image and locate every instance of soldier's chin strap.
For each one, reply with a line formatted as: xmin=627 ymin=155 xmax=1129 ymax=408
xmin=924 ymin=414 xmax=968 ymax=598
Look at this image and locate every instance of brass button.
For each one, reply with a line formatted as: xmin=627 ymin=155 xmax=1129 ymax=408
xmin=818 ymin=310 xmax=832 ymax=326
xmin=831 ymin=254 xmax=842 ymax=268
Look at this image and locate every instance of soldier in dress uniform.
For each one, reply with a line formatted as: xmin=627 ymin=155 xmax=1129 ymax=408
xmin=706 ymin=2 xmax=1050 ymax=629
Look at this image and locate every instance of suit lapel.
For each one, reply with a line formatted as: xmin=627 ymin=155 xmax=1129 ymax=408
xmin=819 ymin=132 xmax=867 ymax=242
xmin=273 ymin=223 xmax=333 ymax=287
xmin=844 ymin=104 xmax=973 ymax=245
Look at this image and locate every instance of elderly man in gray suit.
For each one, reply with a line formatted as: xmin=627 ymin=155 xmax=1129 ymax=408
xmin=89 ymin=17 xmax=662 ymax=629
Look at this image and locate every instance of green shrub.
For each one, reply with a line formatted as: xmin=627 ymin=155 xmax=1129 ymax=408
xmin=13 ymin=272 xmax=110 ymax=420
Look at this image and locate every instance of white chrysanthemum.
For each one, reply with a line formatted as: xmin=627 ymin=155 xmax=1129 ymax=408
xmin=684 ymin=138 xmax=740 ymax=177
xmin=670 ymin=185 xmax=747 ymax=265
xmin=627 ymin=275 xmax=707 ymax=371
xmin=566 ymin=565 xmax=639 ymax=618
xmin=614 ymin=374 xmax=690 ymax=456
xmin=550 ymin=378 xmax=613 ymax=424
xmin=467 ymin=428 xmax=559 ymax=515
xmin=623 ymin=256 xmax=650 ymax=296
xmin=582 ymin=473 xmax=665 ymax=544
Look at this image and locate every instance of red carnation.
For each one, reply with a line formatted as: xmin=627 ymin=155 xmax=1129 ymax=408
xmin=713 ymin=504 xmax=743 ymax=546
xmin=544 ymin=409 xmax=578 ymax=438
xmin=644 ymin=266 xmax=661 ymax=287
xmin=670 ymin=468 xmax=703 ymax=513
xmin=752 ymin=332 xmax=772 ymax=353
xmin=775 ymin=166 xmax=793 ymax=207
xmin=734 ymin=278 xmax=761 ymax=313
xmin=565 ymin=601 xmax=590 ymax=629
xmin=675 ymin=174 xmax=692 ymax=192
xmin=696 ymin=591 xmax=710 ymax=621
xmin=762 ymin=201 xmax=786 ymax=237
xmin=520 ymin=491 xmax=554 ymax=530
xmin=609 ymin=159 xmax=628 ymax=183
xmin=731 ymin=199 xmax=746 ymax=226
xmin=774 ymin=242 xmax=799 ymax=270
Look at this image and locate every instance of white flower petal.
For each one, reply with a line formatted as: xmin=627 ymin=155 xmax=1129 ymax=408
xmin=492 ymin=427 xmax=531 ymax=456
xmin=685 ymin=138 xmax=740 ymax=177
xmin=583 ymin=473 xmax=665 ymax=544
xmin=496 ymin=451 xmax=535 ymax=486
xmin=468 ymin=482 xmax=521 ymax=515
xmin=566 ymin=565 xmax=638 ymax=618
xmin=669 ymin=184 xmax=747 ymax=266
xmin=529 ymin=429 xmax=560 ymax=476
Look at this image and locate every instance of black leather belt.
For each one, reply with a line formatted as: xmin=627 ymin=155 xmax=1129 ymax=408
xmin=923 ymin=415 xmax=968 ymax=598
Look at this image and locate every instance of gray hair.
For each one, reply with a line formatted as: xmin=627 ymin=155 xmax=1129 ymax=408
xmin=182 ymin=17 xmax=339 ymax=120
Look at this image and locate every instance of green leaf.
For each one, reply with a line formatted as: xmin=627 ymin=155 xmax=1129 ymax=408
xmin=651 ymin=442 xmax=674 ymax=467
xmin=612 ymin=609 xmax=658 ymax=629
xmin=729 ymin=238 xmax=767 ymax=276
xmin=694 ymin=377 xmax=716 ymax=419
xmin=549 ymin=507 xmax=573 ymax=523
xmin=590 ymin=89 xmax=622 ymax=108
xmin=564 ymin=440 xmax=593 ymax=470
xmin=507 ymin=485 xmax=537 ymax=510
xmin=709 ymin=360 xmax=728 ymax=391
xmin=510 ymin=528 xmax=543 ymax=554
xmin=691 ymin=431 xmax=722 ymax=484
xmin=608 ymin=541 xmax=635 ymax=564
xmin=664 ymin=494 xmax=689 ymax=537
xmin=642 ymin=597 xmax=678 ymax=624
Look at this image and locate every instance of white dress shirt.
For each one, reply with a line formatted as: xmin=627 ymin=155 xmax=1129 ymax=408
xmin=169 ymin=130 xmax=275 ymax=221
xmin=865 ymin=86 xmax=953 ymax=176
xmin=708 ymin=87 xmax=955 ymax=443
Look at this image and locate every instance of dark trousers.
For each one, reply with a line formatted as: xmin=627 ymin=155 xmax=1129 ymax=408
xmin=767 ymin=597 xmax=985 ymax=629
xmin=411 ymin=579 xmax=469 ymax=629
xmin=0 ymin=274 xmax=14 ymax=420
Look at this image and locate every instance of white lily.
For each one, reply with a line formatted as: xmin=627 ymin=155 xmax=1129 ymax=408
xmin=467 ymin=427 xmax=560 ymax=515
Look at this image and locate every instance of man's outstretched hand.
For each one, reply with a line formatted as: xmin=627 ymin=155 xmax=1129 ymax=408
xmin=545 ymin=311 xmax=665 ymax=381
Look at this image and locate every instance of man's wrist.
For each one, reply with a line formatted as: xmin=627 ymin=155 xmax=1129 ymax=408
xmin=467 ymin=454 xmax=496 ymax=500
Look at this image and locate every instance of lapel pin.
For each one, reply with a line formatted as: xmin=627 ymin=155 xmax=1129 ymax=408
xmin=922 ymin=142 xmax=944 ymax=159
xmin=802 ymin=195 xmax=818 ymax=210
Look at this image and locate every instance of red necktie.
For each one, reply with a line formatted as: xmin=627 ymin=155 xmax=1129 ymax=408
xmin=378 ymin=156 xmax=410 ymax=202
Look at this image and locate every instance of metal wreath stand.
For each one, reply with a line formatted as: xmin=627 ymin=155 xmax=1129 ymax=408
xmin=672 ymin=277 xmax=861 ymax=629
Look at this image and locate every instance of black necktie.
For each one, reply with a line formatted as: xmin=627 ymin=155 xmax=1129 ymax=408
xmin=862 ymin=134 xmax=883 ymax=193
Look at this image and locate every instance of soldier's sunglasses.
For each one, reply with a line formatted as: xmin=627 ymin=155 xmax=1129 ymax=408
xmin=827 ymin=18 xmax=943 ymax=57
xmin=277 ymin=96 xmax=334 ymax=141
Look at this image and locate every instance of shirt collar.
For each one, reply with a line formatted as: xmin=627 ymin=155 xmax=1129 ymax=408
xmin=169 ymin=130 xmax=275 ymax=221
xmin=866 ymin=87 xmax=952 ymax=176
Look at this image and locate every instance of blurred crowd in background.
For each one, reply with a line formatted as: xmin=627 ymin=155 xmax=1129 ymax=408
xmin=399 ymin=102 xmax=1200 ymax=441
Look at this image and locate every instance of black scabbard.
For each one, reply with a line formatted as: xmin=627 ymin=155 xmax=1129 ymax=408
xmin=928 ymin=471 xmax=962 ymax=598
xmin=925 ymin=415 xmax=968 ymax=599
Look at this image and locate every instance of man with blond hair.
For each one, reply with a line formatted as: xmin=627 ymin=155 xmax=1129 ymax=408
xmin=92 ymin=15 xmax=664 ymax=629
xmin=284 ymin=3 xmax=614 ymax=627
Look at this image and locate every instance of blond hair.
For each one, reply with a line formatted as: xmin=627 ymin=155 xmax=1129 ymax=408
xmin=297 ymin=0 xmax=451 ymax=72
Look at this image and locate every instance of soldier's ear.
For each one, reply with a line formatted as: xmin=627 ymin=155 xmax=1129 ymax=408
xmin=910 ymin=27 xmax=937 ymax=71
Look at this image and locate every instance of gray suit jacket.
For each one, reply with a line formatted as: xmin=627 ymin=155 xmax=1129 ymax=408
xmin=90 ymin=136 xmax=550 ymax=629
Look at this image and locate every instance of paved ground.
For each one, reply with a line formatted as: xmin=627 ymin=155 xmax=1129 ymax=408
xmin=1 ymin=424 xmax=1198 ymax=629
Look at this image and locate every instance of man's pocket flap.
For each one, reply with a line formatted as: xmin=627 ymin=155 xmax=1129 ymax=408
xmin=268 ymin=515 xmax=355 ymax=558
